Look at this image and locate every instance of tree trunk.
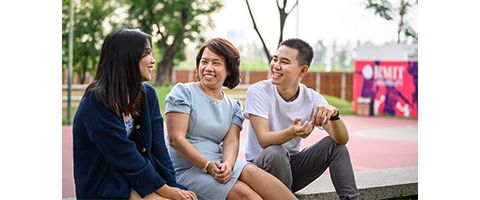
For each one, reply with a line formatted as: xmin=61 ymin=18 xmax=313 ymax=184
xmin=155 ymin=42 xmax=180 ymax=86
xmin=245 ymin=0 xmax=272 ymax=63
xmin=397 ymin=0 xmax=406 ymax=43
xmin=278 ymin=12 xmax=287 ymax=47
xmin=81 ymin=58 xmax=87 ymax=84
xmin=155 ymin=58 xmax=173 ymax=86
xmin=154 ymin=6 xmax=188 ymax=86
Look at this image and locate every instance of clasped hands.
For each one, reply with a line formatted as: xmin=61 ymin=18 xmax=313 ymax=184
xmin=290 ymin=105 xmax=338 ymax=138
xmin=206 ymin=162 xmax=232 ymax=184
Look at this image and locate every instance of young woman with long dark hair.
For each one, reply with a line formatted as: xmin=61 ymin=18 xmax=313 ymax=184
xmin=73 ymin=28 xmax=196 ymax=200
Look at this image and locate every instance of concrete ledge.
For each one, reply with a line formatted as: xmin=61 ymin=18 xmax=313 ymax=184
xmin=295 ymin=166 xmax=417 ymax=200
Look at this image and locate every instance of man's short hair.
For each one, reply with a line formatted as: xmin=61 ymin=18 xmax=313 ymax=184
xmin=279 ymin=38 xmax=314 ymax=67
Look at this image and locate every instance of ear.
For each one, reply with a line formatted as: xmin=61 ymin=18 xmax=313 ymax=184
xmin=298 ymin=65 xmax=309 ymax=77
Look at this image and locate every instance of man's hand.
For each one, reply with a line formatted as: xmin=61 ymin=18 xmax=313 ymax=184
xmin=290 ymin=117 xmax=314 ymax=139
xmin=311 ymin=105 xmax=338 ymax=127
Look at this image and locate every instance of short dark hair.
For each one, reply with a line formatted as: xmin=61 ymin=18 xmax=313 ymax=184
xmin=84 ymin=28 xmax=151 ymax=116
xmin=279 ymin=38 xmax=314 ymax=67
xmin=196 ymin=38 xmax=241 ymax=89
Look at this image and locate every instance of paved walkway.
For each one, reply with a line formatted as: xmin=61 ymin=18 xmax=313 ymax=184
xmin=62 ymin=115 xmax=417 ymax=198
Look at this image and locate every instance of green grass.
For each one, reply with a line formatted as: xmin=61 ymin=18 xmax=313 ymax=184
xmin=63 ymin=106 xmax=78 ymax=125
xmin=239 ymin=60 xmax=270 ymax=71
xmin=62 ymin=85 xmax=355 ymax=125
xmin=153 ymin=85 xmax=355 ymax=116
xmin=174 ymin=58 xmax=350 ymax=72
xmin=323 ymin=95 xmax=356 ymax=115
xmin=62 ymin=85 xmax=175 ymax=125
xmin=238 ymin=60 xmax=328 ymax=72
xmin=154 ymin=85 xmax=174 ymax=118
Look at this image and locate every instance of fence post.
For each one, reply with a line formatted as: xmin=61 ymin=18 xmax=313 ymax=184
xmin=316 ymin=72 xmax=321 ymax=92
xmin=66 ymin=0 xmax=75 ymax=125
xmin=341 ymin=73 xmax=346 ymax=100
xmin=188 ymin=70 xmax=193 ymax=82
xmin=172 ymin=69 xmax=176 ymax=83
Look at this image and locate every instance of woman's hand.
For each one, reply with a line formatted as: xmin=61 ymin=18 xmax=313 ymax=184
xmin=156 ymin=184 xmax=197 ymax=200
xmin=208 ymin=162 xmax=232 ymax=184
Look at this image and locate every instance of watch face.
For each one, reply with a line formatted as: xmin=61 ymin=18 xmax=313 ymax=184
xmin=330 ymin=109 xmax=340 ymax=120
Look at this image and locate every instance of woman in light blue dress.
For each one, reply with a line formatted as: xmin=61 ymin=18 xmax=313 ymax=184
xmin=165 ymin=38 xmax=297 ymax=200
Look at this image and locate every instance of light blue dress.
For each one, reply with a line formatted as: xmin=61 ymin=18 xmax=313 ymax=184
xmin=165 ymin=82 xmax=248 ymax=200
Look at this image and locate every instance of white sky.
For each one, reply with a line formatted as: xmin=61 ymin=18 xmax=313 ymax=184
xmin=206 ymin=0 xmax=418 ymax=51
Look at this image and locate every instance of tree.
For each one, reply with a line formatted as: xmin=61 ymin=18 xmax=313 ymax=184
xmin=123 ymin=0 xmax=223 ymax=86
xmin=365 ymin=0 xmax=418 ymax=43
xmin=62 ymin=0 xmax=116 ymax=84
xmin=245 ymin=0 xmax=298 ymax=63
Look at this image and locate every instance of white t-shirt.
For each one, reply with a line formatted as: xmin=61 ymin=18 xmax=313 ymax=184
xmin=244 ymin=80 xmax=328 ymax=161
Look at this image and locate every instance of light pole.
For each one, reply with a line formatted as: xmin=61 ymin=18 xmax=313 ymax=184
xmin=296 ymin=0 xmax=299 ymax=37
xmin=67 ymin=0 xmax=74 ymax=125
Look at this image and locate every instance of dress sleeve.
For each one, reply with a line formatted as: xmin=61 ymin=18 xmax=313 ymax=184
xmin=243 ymin=84 xmax=269 ymax=120
xmin=231 ymin=99 xmax=245 ymax=130
xmin=165 ymin=83 xmax=192 ymax=115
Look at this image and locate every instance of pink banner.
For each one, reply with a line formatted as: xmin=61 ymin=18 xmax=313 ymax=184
xmin=353 ymin=60 xmax=418 ymax=117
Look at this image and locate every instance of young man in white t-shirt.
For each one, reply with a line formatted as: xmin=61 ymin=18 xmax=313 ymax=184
xmin=244 ymin=38 xmax=359 ymax=200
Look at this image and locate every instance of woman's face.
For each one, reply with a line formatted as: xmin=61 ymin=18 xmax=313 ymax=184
xmin=198 ymin=47 xmax=228 ymax=89
xmin=139 ymin=42 xmax=155 ymax=82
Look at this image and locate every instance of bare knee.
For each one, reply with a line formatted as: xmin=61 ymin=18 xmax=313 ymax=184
xmin=241 ymin=164 xmax=263 ymax=179
xmin=227 ymin=180 xmax=261 ymax=200
xmin=241 ymin=164 xmax=281 ymax=184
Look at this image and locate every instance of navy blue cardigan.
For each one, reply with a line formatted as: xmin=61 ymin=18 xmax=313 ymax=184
xmin=73 ymin=83 xmax=184 ymax=199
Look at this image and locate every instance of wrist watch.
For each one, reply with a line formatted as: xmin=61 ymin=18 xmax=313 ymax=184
xmin=330 ymin=109 xmax=341 ymax=121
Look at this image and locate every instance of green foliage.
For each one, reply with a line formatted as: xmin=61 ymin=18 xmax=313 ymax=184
xmin=122 ymin=0 xmax=223 ymax=85
xmin=62 ymin=0 xmax=117 ymax=83
xmin=365 ymin=0 xmax=394 ymax=20
xmin=404 ymin=25 xmax=417 ymax=40
xmin=364 ymin=0 xmax=418 ymax=43
xmin=62 ymin=0 xmax=223 ymax=85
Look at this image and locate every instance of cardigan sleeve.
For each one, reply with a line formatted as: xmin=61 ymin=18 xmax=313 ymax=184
xmin=81 ymin=94 xmax=166 ymax=197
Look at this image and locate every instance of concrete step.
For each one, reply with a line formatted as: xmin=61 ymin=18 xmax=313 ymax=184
xmin=295 ymin=166 xmax=418 ymax=200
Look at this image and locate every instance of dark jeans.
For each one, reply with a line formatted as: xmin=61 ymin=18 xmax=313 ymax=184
xmin=251 ymin=136 xmax=359 ymax=200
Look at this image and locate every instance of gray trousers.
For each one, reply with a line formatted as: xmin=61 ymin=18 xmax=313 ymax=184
xmin=251 ymin=136 xmax=359 ymax=200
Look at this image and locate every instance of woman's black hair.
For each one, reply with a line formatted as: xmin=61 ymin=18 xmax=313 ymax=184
xmin=195 ymin=38 xmax=241 ymax=89
xmin=83 ymin=28 xmax=152 ymax=116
